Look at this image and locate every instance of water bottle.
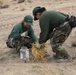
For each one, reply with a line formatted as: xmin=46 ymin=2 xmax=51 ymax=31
xmin=20 ymin=46 xmax=29 ymax=62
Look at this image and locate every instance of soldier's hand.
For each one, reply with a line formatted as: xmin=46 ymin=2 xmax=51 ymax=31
xmin=35 ymin=42 xmax=41 ymax=49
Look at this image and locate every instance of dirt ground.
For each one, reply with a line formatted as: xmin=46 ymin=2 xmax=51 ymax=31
xmin=0 ymin=0 xmax=76 ymax=75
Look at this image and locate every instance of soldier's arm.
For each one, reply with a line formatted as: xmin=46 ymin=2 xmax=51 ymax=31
xmin=39 ymin=19 xmax=52 ymax=44
xmin=9 ymin=26 xmax=21 ymax=40
xmin=28 ymin=26 xmax=37 ymax=42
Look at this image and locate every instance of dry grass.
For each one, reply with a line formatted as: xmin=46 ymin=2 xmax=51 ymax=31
xmin=32 ymin=43 xmax=46 ymax=61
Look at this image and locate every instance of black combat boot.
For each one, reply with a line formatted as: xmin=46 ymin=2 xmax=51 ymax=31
xmin=53 ymin=50 xmax=72 ymax=62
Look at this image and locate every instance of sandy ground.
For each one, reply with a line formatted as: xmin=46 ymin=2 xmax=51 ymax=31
xmin=0 ymin=0 xmax=76 ymax=75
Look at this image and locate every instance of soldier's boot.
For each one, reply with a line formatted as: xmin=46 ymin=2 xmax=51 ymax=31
xmin=53 ymin=50 xmax=72 ymax=62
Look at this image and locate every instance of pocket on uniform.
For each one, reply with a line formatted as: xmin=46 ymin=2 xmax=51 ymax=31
xmin=6 ymin=41 xmax=13 ymax=48
xmin=6 ymin=38 xmax=13 ymax=48
xmin=69 ymin=16 xmax=76 ymax=28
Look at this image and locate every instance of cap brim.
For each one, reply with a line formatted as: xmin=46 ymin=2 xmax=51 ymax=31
xmin=26 ymin=22 xmax=33 ymax=26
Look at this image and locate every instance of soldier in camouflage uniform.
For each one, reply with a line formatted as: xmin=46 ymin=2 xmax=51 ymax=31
xmin=32 ymin=6 xmax=76 ymax=61
xmin=6 ymin=15 xmax=37 ymax=51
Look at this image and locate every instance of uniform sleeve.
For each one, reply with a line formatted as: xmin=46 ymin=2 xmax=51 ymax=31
xmin=39 ymin=19 xmax=51 ymax=44
xmin=28 ymin=26 xmax=37 ymax=42
xmin=9 ymin=26 xmax=21 ymax=39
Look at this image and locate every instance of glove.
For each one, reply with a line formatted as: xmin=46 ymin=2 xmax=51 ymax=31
xmin=21 ymin=32 xmax=26 ymax=37
xmin=36 ymin=42 xmax=41 ymax=49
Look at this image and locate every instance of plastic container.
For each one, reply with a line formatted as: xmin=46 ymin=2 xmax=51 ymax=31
xmin=19 ymin=46 xmax=29 ymax=62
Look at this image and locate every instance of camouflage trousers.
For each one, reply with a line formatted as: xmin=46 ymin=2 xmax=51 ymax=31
xmin=50 ymin=22 xmax=72 ymax=53
xmin=6 ymin=37 xmax=33 ymax=50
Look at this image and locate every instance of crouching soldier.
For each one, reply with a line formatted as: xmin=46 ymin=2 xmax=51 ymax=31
xmin=6 ymin=15 xmax=37 ymax=51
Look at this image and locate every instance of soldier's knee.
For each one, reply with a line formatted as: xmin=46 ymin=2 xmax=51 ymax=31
xmin=6 ymin=38 xmax=14 ymax=48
